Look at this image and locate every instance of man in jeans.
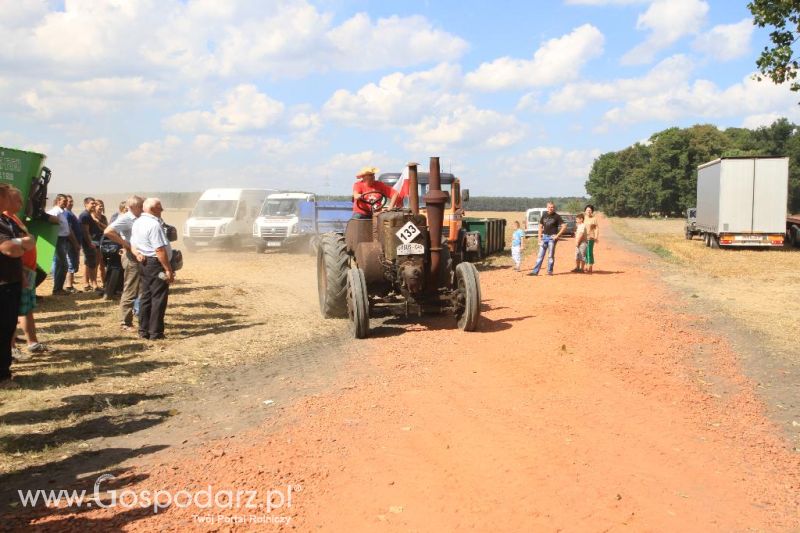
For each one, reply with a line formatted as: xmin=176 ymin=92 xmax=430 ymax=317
xmin=64 ymin=195 xmax=82 ymax=292
xmin=528 ymin=202 xmax=565 ymax=276
xmin=130 ymin=198 xmax=174 ymax=340
xmin=103 ymin=196 xmax=144 ymax=331
xmin=46 ymin=194 xmax=79 ymax=294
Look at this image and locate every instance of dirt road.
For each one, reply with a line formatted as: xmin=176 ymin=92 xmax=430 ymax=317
xmin=21 ymin=225 xmax=800 ymax=530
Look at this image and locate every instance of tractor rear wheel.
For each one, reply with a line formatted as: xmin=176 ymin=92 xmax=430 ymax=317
xmin=317 ymin=233 xmax=348 ymax=318
xmin=455 ymin=262 xmax=480 ymax=331
xmin=347 ymin=267 xmax=369 ymax=338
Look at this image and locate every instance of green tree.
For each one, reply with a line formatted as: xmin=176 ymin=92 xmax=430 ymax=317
xmin=749 ymin=0 xmax=800 ymax=92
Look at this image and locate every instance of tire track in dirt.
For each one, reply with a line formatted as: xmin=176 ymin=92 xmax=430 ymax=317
xmin=19 ymin=224 xmax=800 ymax=531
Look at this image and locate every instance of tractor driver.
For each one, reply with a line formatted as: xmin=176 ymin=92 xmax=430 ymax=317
xmin=352 ymin=166 xmax=399 ymax=219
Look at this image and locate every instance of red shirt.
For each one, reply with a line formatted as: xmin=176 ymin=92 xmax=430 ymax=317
xmin=352 ymin=180 xmax=395 ymax=216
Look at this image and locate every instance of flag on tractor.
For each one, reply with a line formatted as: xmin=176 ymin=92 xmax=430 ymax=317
xmin=393 ymin=166 xmax=410 ymax=200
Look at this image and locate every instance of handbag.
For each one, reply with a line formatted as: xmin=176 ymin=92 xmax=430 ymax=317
xmin=170 ymin=249 xmax=183 ymax=271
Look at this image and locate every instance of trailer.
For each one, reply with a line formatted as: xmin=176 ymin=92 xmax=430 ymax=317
xmin=298 ymin=200 xmax=352 ymax=255
xmin=0 ymin=146 xmax=56 ymax=270
xmin=462 ymin=217 xmax=507 ymax=258
xmin=695 ymin=157 xmax=788 ymax=248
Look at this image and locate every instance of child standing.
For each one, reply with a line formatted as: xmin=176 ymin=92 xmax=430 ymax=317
xmin=572 ymin=213 xmax=587 ymax=273
xmin=511 ymin=221 xmax=525 ymax=271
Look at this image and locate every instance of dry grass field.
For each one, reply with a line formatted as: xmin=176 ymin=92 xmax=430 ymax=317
xmin=611 ymin=217 xmax=800 ymax=357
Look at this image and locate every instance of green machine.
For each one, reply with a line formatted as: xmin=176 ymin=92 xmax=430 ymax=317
xmin=0 ymin=146 xmax=57 ymax=271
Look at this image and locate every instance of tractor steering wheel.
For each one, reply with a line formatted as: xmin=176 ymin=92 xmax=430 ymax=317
xmin=356 ymin=190 xmax=389 ymax=213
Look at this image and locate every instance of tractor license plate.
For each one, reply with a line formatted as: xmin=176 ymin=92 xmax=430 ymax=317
xmin=396 ymin=221 xmax=421 ymax=244
xmin=397 ymin=243 xmax=425 ymax=255
xmin=267 ymin=241 xmax=281 ymax=247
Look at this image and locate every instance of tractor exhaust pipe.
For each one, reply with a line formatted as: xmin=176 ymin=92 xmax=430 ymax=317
xmin=423 ymin=156 xmax=448 ymax=286
xmin=408 ymin=162 xmax=419 ymax=215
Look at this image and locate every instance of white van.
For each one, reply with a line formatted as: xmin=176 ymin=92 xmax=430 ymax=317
xmin=253 ymin=192 xmax=315 ymax=252
xmin=183 ymin=188 xmax=272 ymax=250
xmin=525 ymin=207 xmax=548 ymax=236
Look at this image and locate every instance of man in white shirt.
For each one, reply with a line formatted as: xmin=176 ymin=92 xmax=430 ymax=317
xmin=46 ymin=194 xmax=79 ymax=294
xmin=130 ymin=198 xmax=174 ymax=340
xmin=104 ymin=195 xmax=144 ymax=331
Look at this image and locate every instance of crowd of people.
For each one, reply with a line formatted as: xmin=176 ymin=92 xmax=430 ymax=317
xmin=510 ymin=203 xmax=600 ymax=275
xmin=0 ymin=187 xmax=177 ymax=389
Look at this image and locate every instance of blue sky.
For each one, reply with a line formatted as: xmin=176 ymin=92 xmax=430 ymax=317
xmin=0 ymin=0 xmax=795 ymax=197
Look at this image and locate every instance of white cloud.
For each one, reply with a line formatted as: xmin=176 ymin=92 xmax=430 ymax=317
xmin=323 ymin=63 xmax=464 ymax=127
xmin=324 ymin=63 xmax=524 ymax=152
xmin=565 ymin=0 xmax=646 ymax=4
xmin=693 ymin=18 xmax=753 ymax=61
xmin=164 ymin=85 xmax=284 ymax=134
xmin=497 ymin=147 xmax=602 ymax=195
xmin=534 ymin=54 xmax=694 ymax=113
xmin=124 ymin=136 xmax=183 ymax=169
xmin=63 ymin=138 xmax=111 ymax=157
xmin=741 ymin=113 xmax=787 ymax=129
xmin=622 ymin=0 xmax=709 ymax=65
xmin=465 ymin=24 xmax=605 ymax=91
xmin=602 ymin=74 xmax=800 ymax=126
xmin=19 ymin=77 xmax=157 ymax=119
xmin=0 ymin=1 xmax=467 ymax=82
xmin=404 ymin=106 xmax=524 ymax=152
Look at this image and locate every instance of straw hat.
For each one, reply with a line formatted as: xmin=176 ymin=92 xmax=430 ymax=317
xmin=356 ymin=166 xmax=379 ymax=178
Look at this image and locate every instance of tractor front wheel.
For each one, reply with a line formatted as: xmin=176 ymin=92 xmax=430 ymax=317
xmin=347 ymin=267 xmax=369 ymax=338
xmin=455 ymin=262 xmax=480 ymax=331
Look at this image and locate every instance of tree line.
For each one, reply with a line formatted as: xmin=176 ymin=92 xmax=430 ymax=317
xmin=585 ymin=119 xmax=800 ymax=217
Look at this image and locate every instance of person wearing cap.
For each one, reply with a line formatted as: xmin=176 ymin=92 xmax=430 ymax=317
xmin=352 ymin=166 xmax=399 ymax=219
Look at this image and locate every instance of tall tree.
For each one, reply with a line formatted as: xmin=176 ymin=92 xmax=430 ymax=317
xmin=749 ymin=0 xmax=800 ymax=93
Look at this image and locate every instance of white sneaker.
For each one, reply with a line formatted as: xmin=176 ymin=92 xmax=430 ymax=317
xmin=11 ymin=347 xmax=31 ymax=362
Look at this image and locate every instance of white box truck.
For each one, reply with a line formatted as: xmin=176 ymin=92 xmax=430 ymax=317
xmin=183 ymin=188 xmax=273 ymax=250
xmin=694 ymin=157 xmax=788 ymax=248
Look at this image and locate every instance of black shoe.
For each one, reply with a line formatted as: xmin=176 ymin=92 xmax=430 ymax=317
xmin=149 ymin=334 xmax=166 ymax=340
xmin=547 ymin=271 xmax=554 ymax=276
xmin=527 ymin=272 xmax=538 ymax=276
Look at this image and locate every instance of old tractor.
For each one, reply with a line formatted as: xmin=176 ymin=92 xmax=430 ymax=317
xmin=316 ymin=157 xmax=481 ymax=338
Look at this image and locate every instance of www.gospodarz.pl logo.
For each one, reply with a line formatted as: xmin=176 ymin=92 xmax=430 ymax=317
xmin=17 ymin=473 xmax=300 ymax=516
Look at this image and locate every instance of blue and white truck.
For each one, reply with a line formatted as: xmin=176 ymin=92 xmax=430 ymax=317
xmin=253 ymin=192 xmax=352 ymax=253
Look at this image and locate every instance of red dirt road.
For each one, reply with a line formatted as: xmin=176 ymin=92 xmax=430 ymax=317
xmin=32 ymin=228 xmax=800 ymax=530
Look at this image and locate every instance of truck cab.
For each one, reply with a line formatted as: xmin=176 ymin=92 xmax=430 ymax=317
xmin=253 ymin=192 xmax=315 ymax=252
xmin=183 ymin=188 xmax=271 ymax=250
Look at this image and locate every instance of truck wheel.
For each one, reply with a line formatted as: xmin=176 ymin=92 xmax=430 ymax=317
xmin=347 ymin=267 xmax=369 ymax=338
xmin=255 ymin=240 xmax=266 ymax=253
xmin=685 ymin=229 xmax=692 ymax=240
xmin=703 ymin=233 xmax=710 ymax=247
xmin=317 ymin=233 xmax=348 ymax=318
xmin=455 ymin=262 xmax=480 ymax=332
xmin=309 ymin=236 xmax=320 ymax=256
xmin=710 ymin=234 xmax=720 ymax=249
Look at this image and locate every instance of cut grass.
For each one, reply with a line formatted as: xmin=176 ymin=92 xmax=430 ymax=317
xmin=610 ymin=217 xmax=800 ymax=360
